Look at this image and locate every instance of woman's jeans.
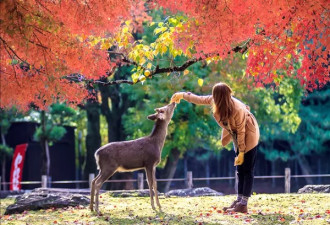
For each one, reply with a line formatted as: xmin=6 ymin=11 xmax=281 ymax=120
xmin=236 ymin=145 xmax=258 ymax=197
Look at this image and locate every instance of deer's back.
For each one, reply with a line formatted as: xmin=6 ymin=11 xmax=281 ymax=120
xmin=96 ymin=137 xmax=161 ymax=171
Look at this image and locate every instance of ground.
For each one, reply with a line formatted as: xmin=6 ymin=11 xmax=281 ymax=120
xmin=0 ymin=193 xmax=329 ymax=224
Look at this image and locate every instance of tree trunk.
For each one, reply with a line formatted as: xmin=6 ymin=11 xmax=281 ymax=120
xmin=184 ymin=156 xmax=188 ymax=187
xmin=1 ymin=157 xmax=6 ymax=190
xmin=1 ymin=133 xmax=7 ymax=190
xmin=98 ymin=67 xmax=134 ymax=190
xmin=45 ymin=140 xmax=50 ymax=177
xmin=85 ymin=99 xmax=101 ymax=178
xmin=271 ymin=160 xmax=276 ymax=188
xmin=296 ymin=154 xmax=313 ymax=184
xmin=159 ymin=148 xmax=181 ymax=193
xmin=40 ymin=111 xmax=49 ymax=177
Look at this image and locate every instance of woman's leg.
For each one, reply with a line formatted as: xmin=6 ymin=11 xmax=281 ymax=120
xmin=223 ymin=151 xmax=244 ymax=211
xmin=237 ymin=157 xmax=245 ymax=200
xmin=229 ymin=145 xmax=258 ymax=213
xmin=242 ymin=146 xmax=258 ymax=198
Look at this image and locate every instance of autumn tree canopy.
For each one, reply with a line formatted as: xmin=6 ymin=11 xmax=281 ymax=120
xmin=1 ymin=0 xmax=329 ymax=110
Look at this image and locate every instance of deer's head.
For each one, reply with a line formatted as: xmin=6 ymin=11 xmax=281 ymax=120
xmin=147 ymin=102 xmax=176 ymax=122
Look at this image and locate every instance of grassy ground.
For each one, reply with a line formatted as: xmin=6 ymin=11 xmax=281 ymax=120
xmin=0 ymin=193 xmax=329 ymax=224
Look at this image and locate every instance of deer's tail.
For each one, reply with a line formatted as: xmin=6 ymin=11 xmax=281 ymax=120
xmin=94 ymin=151 xmax=100 ymax=170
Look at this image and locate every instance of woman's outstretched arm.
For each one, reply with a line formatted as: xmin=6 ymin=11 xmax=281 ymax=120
xmin=171 ymin=92 xmax=213 ymax=105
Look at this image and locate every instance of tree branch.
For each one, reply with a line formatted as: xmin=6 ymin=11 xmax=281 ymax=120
xmin=65 ymin=39 xmax=253 ymax=86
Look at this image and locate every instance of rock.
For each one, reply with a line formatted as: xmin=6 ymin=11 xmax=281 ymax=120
xmin=0 ymin=190 xmax=26 ymax=199
xmin=5 ymin=189 xmax=89 ymax=215
xmin=165 ymin=187 xmax=223 ymax=197
xmin=298 ymin=185 xmax=330 ymax=194
xmin=108 ymin=189 xmax=162 ymax=197
xmin=33 ymin=187 xmax=98 ymax=195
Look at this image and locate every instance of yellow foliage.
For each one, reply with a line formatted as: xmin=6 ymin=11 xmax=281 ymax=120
xmin=101 ymin=40 xmax=112 ymax=50
xmin=146 ymin=63 xmax=152 ymax=70
xmin=161 ymin=45 xmax=167 ymax=54
xmin=144 ymin=69 xmax=151 ymax=76
xmin=198 ymin=78 xmax=204 ymax=86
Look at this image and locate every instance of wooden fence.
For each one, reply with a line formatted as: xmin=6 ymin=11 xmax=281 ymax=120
xmin=1 ymin=168 xmax=330 ymax=193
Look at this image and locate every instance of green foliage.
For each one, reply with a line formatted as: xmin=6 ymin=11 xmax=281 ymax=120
xmin=33 ymin=103 xmax=78 ymax=145
xmin=289 ymin=86 xmax=330 ymax=155
xmin=49 ymin=103 xmax=77 ymax=125
xmin=259 ymin=85 xmax=330 ymax=161
xmin=0 ymin=107 xmax=20 ymax=135
xmin=254 ymin=77 xmax=303 ymax=134
xmin=0 ymin=144 xmax=13 ymax=161
xmin=33 ymin=125 xmax=67 ymax=145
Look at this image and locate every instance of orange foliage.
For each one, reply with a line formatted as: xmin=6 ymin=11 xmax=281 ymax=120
xmin=155 ymin=0 xmax=329 ymax=90
xmin=0 ymin=0 xmax=147 ymax=110
xmin=0 ymin=0 xmax=328 ymax=111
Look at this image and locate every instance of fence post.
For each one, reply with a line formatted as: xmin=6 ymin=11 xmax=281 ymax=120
xmin=137 ymin=173 xmax=144 ymax=190
xmin=89 ymin=173 xmax=95 ymax=188
xmin=186 ymin=171 xmax=193 ymax=189
xmin=41 ymin=175 xmax=48 ymax=188
xmin=285 ymin=168 xmax=291 ymax=193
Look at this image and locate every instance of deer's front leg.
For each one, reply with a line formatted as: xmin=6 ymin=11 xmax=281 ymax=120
xmin=145 ymin=167 xmax=156 ymax=210
xmin=152 ymin=167 xmax=161 ymax=210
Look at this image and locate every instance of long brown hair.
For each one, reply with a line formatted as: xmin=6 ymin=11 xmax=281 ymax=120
xmin=212 ymin=83 xmax=234 ymax=122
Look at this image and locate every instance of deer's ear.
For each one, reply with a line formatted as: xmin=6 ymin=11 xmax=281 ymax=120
xmin=147 ymin=113 xmax=158 ymax=120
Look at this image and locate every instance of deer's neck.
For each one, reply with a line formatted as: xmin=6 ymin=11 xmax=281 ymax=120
xmin=150 ymin=120 xmax=168 ymax=144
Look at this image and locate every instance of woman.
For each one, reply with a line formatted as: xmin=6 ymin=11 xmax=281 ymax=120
xmin=170 ymin=82 xmax=259 ymax=213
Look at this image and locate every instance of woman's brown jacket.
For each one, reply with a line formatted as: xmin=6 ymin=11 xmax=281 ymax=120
xmin=183 ymin=92 xmax=260 ymax=153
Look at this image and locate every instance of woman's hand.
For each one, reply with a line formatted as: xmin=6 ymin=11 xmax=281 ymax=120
xmin=170 ymin=92 xmax=185 ymax=103
xmin=234 ymin=152 xmax=244 ymax=166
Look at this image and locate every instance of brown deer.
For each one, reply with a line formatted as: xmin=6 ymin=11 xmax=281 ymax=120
xmin=90 ymin=102 xmax=176 ymax=213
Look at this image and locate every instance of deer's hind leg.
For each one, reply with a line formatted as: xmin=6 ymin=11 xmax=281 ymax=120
xmin=94 ymin=167 xmax=117 ymax=213
xmin=145 ymin=166 xmax=156 ymax=210
xmin=90 ymin=173 xmax=102 ymax=211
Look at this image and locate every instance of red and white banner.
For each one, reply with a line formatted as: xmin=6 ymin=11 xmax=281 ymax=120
xmin=10 ymin=143 xmax=28 ymax=191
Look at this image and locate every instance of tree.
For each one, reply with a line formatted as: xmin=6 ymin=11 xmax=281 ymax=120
xmin=1 ymin=1 xmax=328 ymax=111
xmin=258 ymin=83 xmax=330 ymax=183
xmin=33 ymin=103 xmax=76 ymax=178
xmin=0 ymin=0 xmax=150 ymax=110
xmin=155 ymin=0 xmax=329 ymax=90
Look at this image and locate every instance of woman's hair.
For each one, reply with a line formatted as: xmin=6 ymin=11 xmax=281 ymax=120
xmin=212 ymin=83 xmax=234 ymax=122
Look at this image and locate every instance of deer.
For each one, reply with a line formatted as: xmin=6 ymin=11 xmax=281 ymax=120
xmin=90 ymin=102 xmax=176 ymax=213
